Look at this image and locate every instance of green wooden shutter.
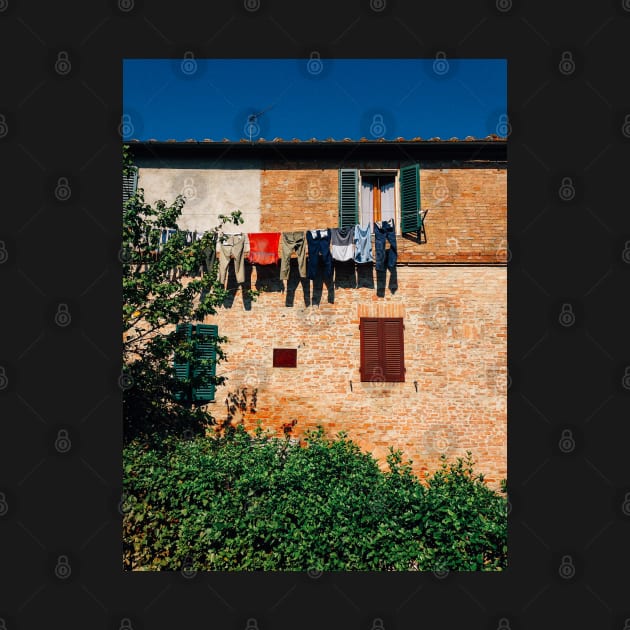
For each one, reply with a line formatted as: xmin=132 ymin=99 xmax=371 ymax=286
xmin=338 ymin=169 xmax=359 ymax=228
xmin=123 ymin=170 xmax=138 ymax=204
xmin=400 ymin=164 xmax=421 ymax=233
xmin=173 ymin=323 xmax=192 ymax=402
xmin=382 ymin=318 xmax=405 ymax=382
xmin=192 ymin=324 xmax=218 ymax=403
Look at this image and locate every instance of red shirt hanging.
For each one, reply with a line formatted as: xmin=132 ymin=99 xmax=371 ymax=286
xmin=246 ymin=232 xmax=281 ymax=265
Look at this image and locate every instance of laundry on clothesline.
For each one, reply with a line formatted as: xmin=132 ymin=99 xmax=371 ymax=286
xmin=373 ymin=218 xmax=397 ymax=272
xmin=353 ymin=224 xmax=374 ymax=264
xmin=330 ymin=227 xmax=355 ymax=262
xmin=306 ymin=228 xmax=333 ymax=280
xmin=247 ymin=232 xmax=281 ymax=265
xmin=217 ymin=233 xmax=250 ymax=285
xmin=135 ymin=213 xmax=401 ymax=283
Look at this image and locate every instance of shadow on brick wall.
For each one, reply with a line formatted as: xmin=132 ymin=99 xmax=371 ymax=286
xmin=220 ymin=263 xmax=254 ymax=310
xmin=285 ymin=261 xmax=310 ymax=307
xmin=356 ymin=263 xmax=375 ymax=289
xmin=253 ymin=262 xmax=284 ymax=294
xmin=311 ymin=272 xmax=334 ymax=306
xmin=333 ymin=260 xmax=357 ymax=289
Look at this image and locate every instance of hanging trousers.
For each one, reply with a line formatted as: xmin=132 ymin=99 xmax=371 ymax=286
xmin=374 ymin=219 xmax=397 ymax=272
xmin=306 ymin=229 xmax=333 ymax=280
xmin=218 ymin=233 xmax=249 ymax=284
xmin=280 ymin=231 xmax=307 ymax=280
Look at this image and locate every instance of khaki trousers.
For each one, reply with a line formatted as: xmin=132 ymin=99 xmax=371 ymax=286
xmin=280 ymin=231 xmax=307 ymax=280
xmin=218 ymin=234 xmax=249 ymax=284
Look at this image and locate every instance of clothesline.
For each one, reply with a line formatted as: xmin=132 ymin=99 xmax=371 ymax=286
xmin=213 ymin=220 xmax=398 ymax=285
xmin=136 ymin=222 xmax=397 ymax=246
xmin=131 ymin=221 xmax=398 ymax=284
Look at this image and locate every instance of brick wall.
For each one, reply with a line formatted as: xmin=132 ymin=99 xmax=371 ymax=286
xmin=133 ymin=156 xmax=507 ymax=488
xmin=259 ymin=163 xmax=507 ymax=263
xmin=408 ymin=167 xmax=507 ymax=263
xmin=260 ymin=168 xmax=338 ymax=232
xmin=201 ymin=264 xmax=507 ymax=488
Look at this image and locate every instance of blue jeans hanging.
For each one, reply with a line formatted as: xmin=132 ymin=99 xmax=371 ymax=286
xmin=374 ymin=219 xmax=397 ymax=272
xmin=306 ymin=229 xmax=333 ymax=280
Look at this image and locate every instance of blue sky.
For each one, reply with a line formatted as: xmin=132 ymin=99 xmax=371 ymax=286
xmin=123 ymin=58 xmax=507 ymax=141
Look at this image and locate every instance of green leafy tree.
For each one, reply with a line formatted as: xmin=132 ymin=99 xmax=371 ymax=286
xmin=122 ymin=144 xmax=247 ymax=442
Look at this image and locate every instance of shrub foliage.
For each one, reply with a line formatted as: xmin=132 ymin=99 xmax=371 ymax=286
xmin=123 ymin=425 xmax=507 ymax=571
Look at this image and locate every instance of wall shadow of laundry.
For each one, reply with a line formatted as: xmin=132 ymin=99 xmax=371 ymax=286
xmin=375 ymin=267 xmax=398 ymax=297
xmin=285 ymin=259 xmax=310 ymax=307
xmin=215 ymin=254 xmax=398 ymax=305
xmin=219 ymin=261 xmax=254 ymax=310
xmin=253 ymin=262 xmax=284 ymax=294
xmin=333 ymin=260 xmax=357 ymax=290
xmin=356 ymin=263 xmax=375 ymax=289
xmin=310 ymin=262 xmax=334 ymax=306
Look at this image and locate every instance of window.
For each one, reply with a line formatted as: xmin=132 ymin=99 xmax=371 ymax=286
xmin=360 ymin=174 xmax=395 ymax=226
xmin=359 ymin=317 xmax=405 ymax=382
xmin=338 ymin=165 xmax=421 ymax=234
xmin=173 ymin=323 xmax=218 ymax=403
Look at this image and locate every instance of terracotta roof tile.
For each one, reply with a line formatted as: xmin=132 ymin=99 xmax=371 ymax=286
xmin=128 ymin=134 xmax=506 ymax=145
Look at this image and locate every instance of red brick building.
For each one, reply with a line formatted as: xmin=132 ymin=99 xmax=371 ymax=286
xmin=129 ymin=136 xmax=507 ymax=486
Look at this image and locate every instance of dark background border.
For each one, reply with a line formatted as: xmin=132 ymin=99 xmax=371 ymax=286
xmin=1 ymin=1 xmax=628 ymax=629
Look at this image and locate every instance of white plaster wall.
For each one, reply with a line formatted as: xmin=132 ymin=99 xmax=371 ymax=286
xmin=137 ymin=166 xmax=262 ymax=234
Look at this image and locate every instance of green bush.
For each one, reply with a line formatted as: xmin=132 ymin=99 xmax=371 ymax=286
xmin=123 ymin=425 xmax=507 ymax=571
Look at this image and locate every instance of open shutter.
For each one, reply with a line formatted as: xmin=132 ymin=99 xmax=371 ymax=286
xmin=382 ymin=318 xmax=405 ymax=382
xmin=123 ymin=170 xmax=138 ymax=204
xmin=400 ymin=164 xmax=421 ymax=234
xmin=173 ymin=323 xmax=192 ymax=402
xmin=338 ymin=169 xmax=359 ymax=228
xmin=192 ymin=324 xmax=218 ymax=403
xmin=360 ymin=318 xmax=382 ymax=382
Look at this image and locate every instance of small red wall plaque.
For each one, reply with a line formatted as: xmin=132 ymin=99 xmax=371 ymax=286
xmin=273 ymin=348 xmax=297 ymax=368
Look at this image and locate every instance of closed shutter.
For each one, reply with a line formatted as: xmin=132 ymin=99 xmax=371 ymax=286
xmin=192 ymin=324 xmax=218 ymax=403
xmin=123 ymin=170 xmax=138 ymax=204
xmin=360 ymin=317 xmax=405 ymax=382
xmin=400 ymin=164 xmax=421 ymax=233
xmin=360 ymin=318 xmax=381 ymax=381
xmin=173 ymin=323 xmax=192 ymax=402
xmin=382 ymin=318 xmax=405 ymax=382
xmin=338 ymin=169 xmax=359 ymax=228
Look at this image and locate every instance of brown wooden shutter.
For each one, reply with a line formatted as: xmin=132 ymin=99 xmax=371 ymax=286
xmin=360 ymin=318 xmax=381 ymax=382
xmin=382 ymin=318 xmax=405 ymax=382
xmin=360 ymin=317 xmax=405 ymax=382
